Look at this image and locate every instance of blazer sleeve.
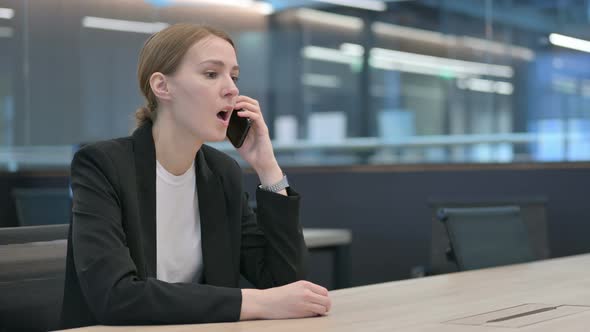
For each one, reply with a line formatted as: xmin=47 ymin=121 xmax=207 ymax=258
xmin=70 ymin=145 xmax=242 ymax=325
xmin=239 ymin=183 xmax=308 ymax=288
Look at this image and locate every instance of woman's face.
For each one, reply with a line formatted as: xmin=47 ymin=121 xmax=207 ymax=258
xmin=165 ymin=35 xmax=240 ymax=142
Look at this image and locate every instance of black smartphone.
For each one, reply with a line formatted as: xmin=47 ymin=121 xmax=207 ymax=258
xmin=226 ymin=109 xmax=251 ymax=148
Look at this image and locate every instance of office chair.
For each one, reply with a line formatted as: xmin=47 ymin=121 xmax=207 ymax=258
xmin=0 ymin=224 xmax=69 ymax=245
xmin=0 ymin=244 xmax=66 ymax=331
xmin=0 ymin=227 xmax=67 ymax=331
xmin=437 ymin=206 xmax=534 ymax=271
xmin=12 ymin=188 xmax=72 ymax=226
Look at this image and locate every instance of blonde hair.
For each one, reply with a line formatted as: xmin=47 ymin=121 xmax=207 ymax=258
xmin=135 ymin=24 xmax=235 ymax=128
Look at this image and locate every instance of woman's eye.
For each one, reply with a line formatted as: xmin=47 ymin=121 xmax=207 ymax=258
xmin=205 ymin=72 xmax=218 ymax=79
xmin=232 ymin=76 xmax=239 ymax=83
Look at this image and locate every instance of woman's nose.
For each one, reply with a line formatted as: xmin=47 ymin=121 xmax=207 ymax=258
xmin=222 ymin=80 xmax=239 ymax=98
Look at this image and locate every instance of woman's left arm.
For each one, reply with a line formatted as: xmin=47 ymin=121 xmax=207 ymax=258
xmin=233 ymin=95 xmax=307 ymax=287
xmin=234 ymin=96 xmax=286 ymax=196
xmin=239 ymin=188 xmax=307 ymax=288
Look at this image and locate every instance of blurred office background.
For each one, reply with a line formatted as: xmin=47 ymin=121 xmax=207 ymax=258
xmin=0 ymin=0 xmax=589 ymax=168
xmin=1 ymin=0 xmax=590 ymax=308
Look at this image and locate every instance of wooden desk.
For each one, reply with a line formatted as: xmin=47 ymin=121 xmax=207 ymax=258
xmin=63 ymin=254 xmax=590 ymax=332
xmin=304 ymin=228 xmax=352 ymax=289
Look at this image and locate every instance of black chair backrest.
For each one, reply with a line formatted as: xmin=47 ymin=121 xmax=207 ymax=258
xmin=437 ymin=206 xmax=534 ymax=271
xmin=0 ymin=224 xmax=69 ymax=245
xmin=12 ymin=188 xmax=72 ymax=226
xmin=0 ymin=224 xmax=69 ymax=331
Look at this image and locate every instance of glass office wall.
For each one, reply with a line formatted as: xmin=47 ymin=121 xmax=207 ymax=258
xmin=0 ymin=0 xmax=589 ymax=169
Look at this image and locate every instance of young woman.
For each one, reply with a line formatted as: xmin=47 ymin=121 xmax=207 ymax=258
xmin=60 ymin=23 xmax=331 ymax=329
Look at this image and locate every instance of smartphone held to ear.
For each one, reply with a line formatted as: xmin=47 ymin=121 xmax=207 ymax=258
xmin=226 ymin=109 xmax=251 ymax=148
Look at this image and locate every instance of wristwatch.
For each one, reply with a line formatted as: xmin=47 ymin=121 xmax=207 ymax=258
xmin=258 ymin=175 xmax=289 ymax=193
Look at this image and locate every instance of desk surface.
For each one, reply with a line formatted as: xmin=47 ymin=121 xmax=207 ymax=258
xmin=62 ymin=253 xmax=590 ymax=332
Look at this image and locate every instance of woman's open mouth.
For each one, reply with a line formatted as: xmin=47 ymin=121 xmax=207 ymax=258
xmin=217 ymin=110 xmax=230 ymax=121
xmin=216 ymin=109 xmax=231 ymax=127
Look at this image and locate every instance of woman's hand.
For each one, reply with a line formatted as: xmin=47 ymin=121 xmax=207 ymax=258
xmin=233 ymin=95 xmax=274 ymax=171
xmin=233 ymin=95 xmax=285 ymax=192
xmin=240 ymin=280 xmax=332 ymax=320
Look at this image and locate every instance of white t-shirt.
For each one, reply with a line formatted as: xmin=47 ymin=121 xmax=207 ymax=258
xmin=155 ymin=160 xmax=203 ymax=283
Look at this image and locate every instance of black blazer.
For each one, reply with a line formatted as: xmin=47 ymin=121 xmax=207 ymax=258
xmin=60 ymin=122 xmax=307 ymax=329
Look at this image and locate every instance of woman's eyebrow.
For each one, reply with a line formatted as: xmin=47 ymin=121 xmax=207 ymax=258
xmin=198 ymin=59 xmax=240 ymax=71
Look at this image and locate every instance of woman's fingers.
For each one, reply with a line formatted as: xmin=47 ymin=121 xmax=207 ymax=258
xmin=234 ymin=101 xmax=261 ymax=115
xmin=235 ymin=108 xmax=260 ymax=120
xmin=234 ymin=96 xmax=262 ymax=119
xmin=236 ymin=95 xmax=260 ymax=108
xmin=233 ymin=109 xmax=266 ymax=136
xmin=305 ymin=302 xmax=329 ymax=316
xmin=304 ymin=289 xmax=332 ymax=312
xmin=303 ymin=280 xmax=329 ymax=296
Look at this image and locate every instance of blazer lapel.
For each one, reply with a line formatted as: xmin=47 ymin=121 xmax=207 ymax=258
xmin=132 ymin=123 xmax=157 ymax=278
xmin=195 ymin=149 xmax=236 ymax=287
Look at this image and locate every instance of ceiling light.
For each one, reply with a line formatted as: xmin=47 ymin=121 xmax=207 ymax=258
xmin=296 ymin=8 xmax=363 ymax=30
xmin=304 ymin=44 xmax=514 ymax=78
xmin=0 ymin=7 xmax=14 ymax=19
xmin=549 ymin=33 xmax=590 ymax=53
xmin=311 ymin=0 xmax=386 ymax=11
xmin=82 ymin=17 xmax=169 ymax=34
xmin=149 ymin=0 xmax=273 ymax=14
xmin=373 ymin=22 xmax=534 ymax=61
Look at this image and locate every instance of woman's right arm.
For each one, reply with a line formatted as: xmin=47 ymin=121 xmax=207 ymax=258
xmin=70 ymin=145 xmax=241 ymax=325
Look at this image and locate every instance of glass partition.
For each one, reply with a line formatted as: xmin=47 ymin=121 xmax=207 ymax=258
xmin=0 ymin=0 xmax=588 ymax=170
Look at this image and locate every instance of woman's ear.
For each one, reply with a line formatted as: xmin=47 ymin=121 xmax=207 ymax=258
xmin=150 ymin=72 xmax=172 ymax=102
